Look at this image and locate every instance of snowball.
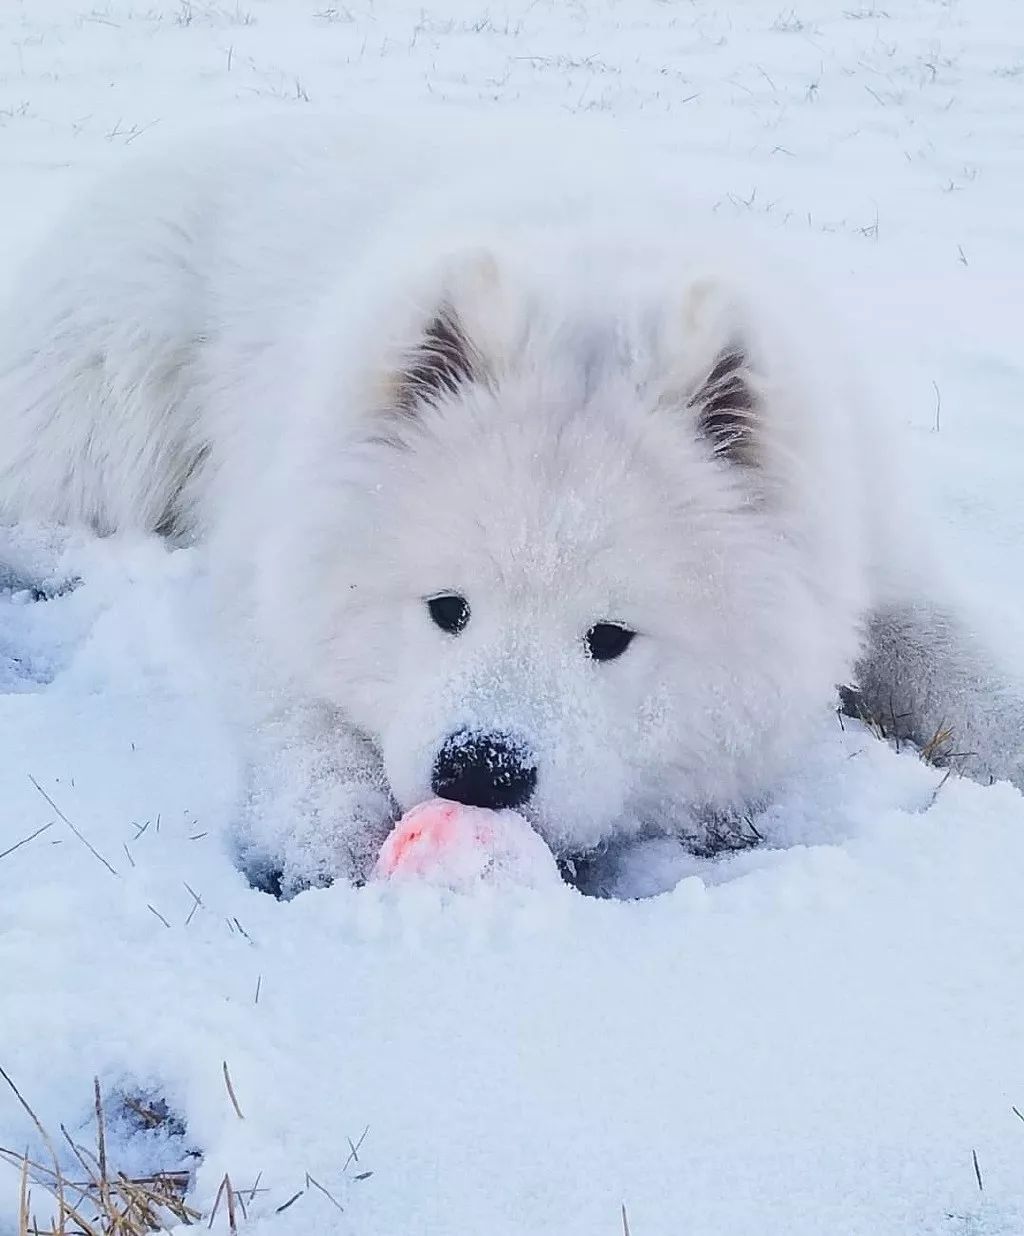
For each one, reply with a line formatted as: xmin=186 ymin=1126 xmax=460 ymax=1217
xmin=372 ymin=799 xmax=563 ymax=891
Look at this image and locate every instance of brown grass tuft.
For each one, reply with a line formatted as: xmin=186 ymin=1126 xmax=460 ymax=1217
xmin=0 ymin=1070 xmax=200 ymax=1236
xmin=838 ymin=689 xmax=965 ymax=771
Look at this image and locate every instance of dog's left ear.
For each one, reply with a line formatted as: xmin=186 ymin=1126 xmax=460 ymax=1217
xmin=395 ymin=303 xmax=481 ymax=412
xmin=392 ymin=250 xmax=501 ymax=414
xmin=678 ymin=279 xmax=761 ymax=467
xmin=687 ymin=344 xmax=760 ymax=467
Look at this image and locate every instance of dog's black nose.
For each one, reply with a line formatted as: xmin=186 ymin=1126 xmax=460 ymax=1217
xmin=431 ymin=730 xmax=538 ymax=811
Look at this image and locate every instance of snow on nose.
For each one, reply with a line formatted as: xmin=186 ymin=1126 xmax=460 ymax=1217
xmin=431 ymin=729 xmax=538 ymax=810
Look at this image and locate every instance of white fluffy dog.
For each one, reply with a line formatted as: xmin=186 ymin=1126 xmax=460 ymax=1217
xmin=0 ymin=118 xmax=1019 ymax=892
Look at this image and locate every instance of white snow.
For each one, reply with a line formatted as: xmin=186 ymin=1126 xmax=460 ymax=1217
xmin=1 ymin=2 xmax=1024 ymax=1234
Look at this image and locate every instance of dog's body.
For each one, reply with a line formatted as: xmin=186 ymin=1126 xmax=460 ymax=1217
xmin=1 ymin=118 xmax=1019 ymax=890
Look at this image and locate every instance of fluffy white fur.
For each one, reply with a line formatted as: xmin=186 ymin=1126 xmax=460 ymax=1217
xmin=0 ymin=117 xmax=1019 ymax=891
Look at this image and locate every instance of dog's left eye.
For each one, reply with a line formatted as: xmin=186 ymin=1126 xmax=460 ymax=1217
xmin=585 ymin=622 xmax=636 ymax=662
xmin=427 ymin=593 xmax=471 ymax=635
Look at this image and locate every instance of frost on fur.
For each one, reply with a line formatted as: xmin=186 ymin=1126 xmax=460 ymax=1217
xmin=234 ymin=700 xmax=396 ymax=896
xmin=849 ymin=602 xmax=1024 ymax=791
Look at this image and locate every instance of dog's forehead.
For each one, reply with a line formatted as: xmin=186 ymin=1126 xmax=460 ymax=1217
xmin=390 ymin=389 xmax=683 ymax=599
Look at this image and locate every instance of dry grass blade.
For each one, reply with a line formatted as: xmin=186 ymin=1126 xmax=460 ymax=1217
xmin=221 ymin=1064 xmax=244 ymax=1121
xmin=0 ymin=821 xmax=55 ymax=863
xmin=58 ymin=1125 xmax=102 ymax=1206
xmin=304 ymin=1174 xmax=343 ymax=1214
xmin=274 ymin=1190 xmax=303 ymax=1215
xmin=47 ymin=1192 xmax=104 ymax=1236
xmin=231 ymin=1183 xmax=248 ymax=1223
xmin=208 ymin=1175 xmax=227 ymax=1230
xmin=1 ymin=1067 xmax=68 ymax=1226
xmin=208 ymin=1169 xmax=258 ymax=1232
xmin=0 ymin=1148 xmax=64 ymax=1186
xmin=27 ymin=775 xmax=119 ymax=879
xmin=18 ymin=1155 xmax=30 ymax=1236
xmin=342 ymin=1126 xmax=368 ymax=1171
xmin=920 ymin=721 xmax=955 ymax=765
xmin=121 ymin=1099 xmax=162 ymax=1131
xmin=92 ymin=1082 xmax=109 ymax=1221
xmin=147 ymin=905 xmax=172 ymax=930
xmin=224 ymin=1174 xmax=238 ymax=1236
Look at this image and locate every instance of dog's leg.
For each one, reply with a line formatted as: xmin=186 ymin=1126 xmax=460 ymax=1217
xmin=850 ymin=602 xmax=1024 ymax=790
xmin=234 ymin=698 xmax=397 ymax=896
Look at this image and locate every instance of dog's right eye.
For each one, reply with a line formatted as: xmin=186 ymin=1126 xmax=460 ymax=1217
xmin=585 ymin=622 xmax=636 ymax=662
xmin=427 ymin=594 xmax=471 ymax=635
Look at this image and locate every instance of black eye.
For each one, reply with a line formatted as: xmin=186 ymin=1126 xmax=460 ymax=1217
xmin=427 ymin=594 xmax=470 ymax=634
xmin=585 ymin=622 xmax=635 ymax=662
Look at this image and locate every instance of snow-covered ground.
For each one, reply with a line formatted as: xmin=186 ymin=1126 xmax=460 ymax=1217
xmin=2 ymin=2 xmax=1024 ymax=1233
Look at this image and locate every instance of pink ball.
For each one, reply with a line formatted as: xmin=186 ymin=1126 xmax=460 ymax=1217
xmin=372 ymin=799 xmax=562 ymax=891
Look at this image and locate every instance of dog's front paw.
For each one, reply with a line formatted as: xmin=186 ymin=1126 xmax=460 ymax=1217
xmin=237 ymin=776 xmax=397 ymax=898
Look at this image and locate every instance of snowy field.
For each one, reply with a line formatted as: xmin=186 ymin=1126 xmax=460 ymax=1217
xmin=2 ymin=1 xmax=1024 ymax=1234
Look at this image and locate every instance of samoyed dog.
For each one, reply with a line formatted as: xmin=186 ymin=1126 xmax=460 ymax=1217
xmin=0 ymin=117 xmax=1020 ymax=891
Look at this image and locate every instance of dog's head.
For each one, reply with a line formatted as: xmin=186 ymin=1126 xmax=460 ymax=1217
xmin=268 ymin=242 xmax=868 ymax=854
